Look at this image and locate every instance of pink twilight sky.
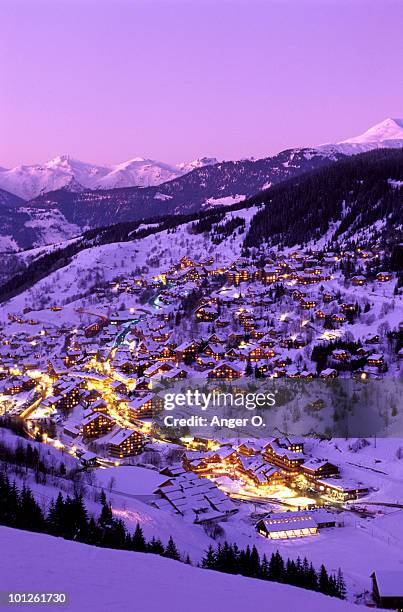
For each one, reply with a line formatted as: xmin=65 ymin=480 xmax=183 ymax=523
xmin=1 ymin=0 xmax=402 ymax=167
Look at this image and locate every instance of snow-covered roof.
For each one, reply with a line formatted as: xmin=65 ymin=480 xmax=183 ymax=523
xmin=373 ymin=570 xmax=403 ymax=596
xmin=109 ymin=428 xmax=139 ymax=445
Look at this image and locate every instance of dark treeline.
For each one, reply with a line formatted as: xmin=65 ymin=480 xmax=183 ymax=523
xmin=243 ymin=148 xmax=403 ymax=254
xmin=0 ymin=418 xmax=77 ymax=483
xmin=0 ymin=440 xmax=48 ymax=475
xmin=212 ymin=216 xmax=246 ymax=244
xmin=191 ymin=210 xmax=226 ymax=235
xmin=0 ymin=474 xmax=181 ymax=560
xmin=0 ymin=438 xmax=71 ymax=484
xmin=311 ymin=340 xmax=363 ymax=373
xmin=0 ymin=415 xmax=26 ymax=437
xmin=202 ymin=542 xmax=346 ymax=600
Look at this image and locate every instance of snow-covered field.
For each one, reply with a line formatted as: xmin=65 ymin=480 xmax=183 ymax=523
xmin=0 ymin=526 xmax=361 ymax=612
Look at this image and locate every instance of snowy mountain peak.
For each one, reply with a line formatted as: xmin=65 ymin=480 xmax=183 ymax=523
xmin=340 ymin=117 xmax=403 ymax=144
xmin=126 ymin=156 xmax=146 ymax=163
xmin=47 ymin=154 xmax=71 ymax=165
xmin=177 ymin=157 xmax=219 ymax=173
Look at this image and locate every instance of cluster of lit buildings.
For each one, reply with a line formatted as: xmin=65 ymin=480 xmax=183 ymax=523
xmin=0 ymin=245 xmax=399 ymax=477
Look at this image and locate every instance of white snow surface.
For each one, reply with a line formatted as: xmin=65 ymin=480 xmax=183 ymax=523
xmin=340 ymin=118 xmax=403 ymax=145
xmin=0 ymin=526 xmax=361 ymax=612
xmin=204 ymin=194 xmax=246 ymax=207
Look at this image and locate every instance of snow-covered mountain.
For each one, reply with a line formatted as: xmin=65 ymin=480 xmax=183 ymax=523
xmin=0 ymin=155 xmax=217 ymax=200
xmin=1 ymin=119 xmax=402 ymax=201
xmin=177 ymin=156 xmax=219 ymax=174
xmin=319 ymin=117 xmax=403 ymax=156
xmin=94 ymin=158 xmax=176 ymax=190
xmin=3 ymin=148 xmax=400 ymax=298
xmin=341 ymin=117 xmax=403 ymax=144
xmin=21 ymin=147 xmax=346 ymax=234
xmin=0 ymin=156 xmax=106 ymax=200
xmin=1 ymin=118 xmax=403 ymax=250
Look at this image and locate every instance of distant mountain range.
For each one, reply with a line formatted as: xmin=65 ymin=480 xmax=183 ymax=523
xmin=1 ymin=147 xmax=345 ymax=251
xmin=2 ymin=148 xmax=401 ymax=303
xmin=1 ymin=118 xmax=402 ymax=201
xmin=0 ymin=155 xmax=219 ymax=201
xmin=0 ymin=118 xmax=402 ymax=252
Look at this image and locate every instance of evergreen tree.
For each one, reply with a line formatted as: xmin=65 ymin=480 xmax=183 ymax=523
xmin=295 ymin=557 xmax=303 ymax=587
xmin=306 ymin=563 xmax=318 ymax=591
xmin=108 ymin=518 xmax=127 ymax=549
xmin=62 ymin=495 xmax=89 ymax=541
xmin=336 ymin=568 xmax=347 ymax=599
xmin=164 ymin=536 xmax=180 ymax=561
xmin=99 ymin=501 xmax=113 ymax=528
xmin=87 ymin=517 xmax=102 ymax=545
xmin=221 ymin=542 xmax=238 ymax=575
xmin=148 ymin=537 xmax=165 ymax=556
xmin=260 ymin=554 xmax=270 ymax=580
xmin=319 ymin=564 xmax=330 ymax=595
xmin=17 ymin=486 xmax=44 ymax=532
xmin=201 ymin=545 xmax=216 ymax=569
xmin=238 ymin=544 xmax=252 ymax=576
xmin=250 ymin=545 xmax=260 ymax=578
xmin=269 ymin=551 xmax=285 ymax=582
xmin=328 ymin=574 xmax=338 ymax=597
xmin=286 ymin=559 xmax=298 ymax=586
xmin=132 ymin=523 xmax=146 ymax=552
xmin=47 ymin=492 xmax=65 ymax=536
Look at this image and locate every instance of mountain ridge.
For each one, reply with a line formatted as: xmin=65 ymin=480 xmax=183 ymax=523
xmin=2 ymin=118 xmax=403 ymax=201
xmin=0 ymin=155 xmax=218 ymax=200
xmin=1 ymin=148 xmax=401 ymax=302
xmin=2 ymin=119 xmax=403 ymax=252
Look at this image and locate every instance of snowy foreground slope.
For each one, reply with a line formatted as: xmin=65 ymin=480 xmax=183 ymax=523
xmin=0 ymin=526 xmax=360 ymax=612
